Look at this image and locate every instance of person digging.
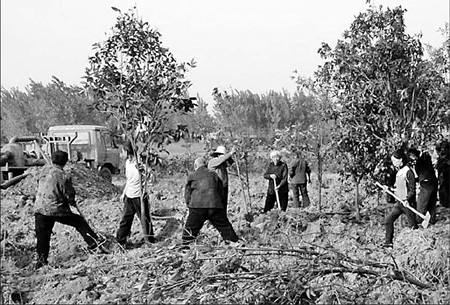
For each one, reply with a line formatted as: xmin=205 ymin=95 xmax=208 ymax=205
xmin=263 ymin=150 xmax=289 ymax=212
xmin=382 ymin=149 xmax=418 ymax=248
xmin=34 ymin=150 xmax=108 ymax=270
xmin=116 ymin=139 xmax=155 ymax=248
xmin=208 ymin=145 xmax=236 ymax=215
xmin=182 ymin=157 xmax=241 ymax=246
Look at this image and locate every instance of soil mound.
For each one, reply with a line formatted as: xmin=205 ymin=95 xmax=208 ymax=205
xmin=1 ymin=163 xmax=119 ymax=200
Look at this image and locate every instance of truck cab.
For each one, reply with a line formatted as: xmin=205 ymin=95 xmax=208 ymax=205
xmin=44 ymin=125 xmax=120 ymax=182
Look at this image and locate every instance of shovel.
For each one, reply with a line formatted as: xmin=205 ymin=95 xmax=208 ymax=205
xmin=272 ymin=176 xmax=281 ymax=210
xmin=375 ymin=182 xmax=431 ymax=228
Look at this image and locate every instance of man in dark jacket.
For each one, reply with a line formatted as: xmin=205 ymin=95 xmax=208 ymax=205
xmin=263 ymin=150 xmax=289 ymax=212
xmin=182 ymin=157 xmax=239 ymax=244
xmin=288 ymin=151 xmax=312 ymax=208
xmin=436 ymin=140 xmax=449 ymax=208
xmin=407 ymin=147 xmax=439 ymax=224
xmin=34 ymin=150 xmax=106 ymax=269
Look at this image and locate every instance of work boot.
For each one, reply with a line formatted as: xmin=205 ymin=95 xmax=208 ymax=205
xmin=34 ymin=256 xmax=48 ymax=270
xmin=34 ymin=261 xmax=45 ymax=270
xmin=382 ymin=243 xmax=393 ymax=248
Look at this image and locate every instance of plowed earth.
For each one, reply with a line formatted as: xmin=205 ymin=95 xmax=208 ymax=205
xmin=1 ymin=164 xmax=449 ymax=304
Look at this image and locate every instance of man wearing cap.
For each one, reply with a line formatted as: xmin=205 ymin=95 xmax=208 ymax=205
xmin=208 ymin=145 xmax=236 ymax=213
xmin=183 ymin=157 xmax=239 ymax=244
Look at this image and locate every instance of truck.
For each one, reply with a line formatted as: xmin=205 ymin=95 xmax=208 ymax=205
xmin=43 ymin=125 xmax=121 ymax=183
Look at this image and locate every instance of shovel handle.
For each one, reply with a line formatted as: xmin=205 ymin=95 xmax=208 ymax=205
xmin=375 ymin=182 xmax=426 ymax=219
xmin=272 ymin=176 xmax=281 ymax=210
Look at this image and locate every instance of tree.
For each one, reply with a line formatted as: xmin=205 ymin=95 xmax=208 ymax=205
xmin=315 ymin=6 xmax=449 ymax=221
xmin=84 ymin=7 xmax=195 ymax=242
xmin=1 ymin=77 xmax=104 ymax=141
xmin=424 ymin=23 xmax=450 ymax=130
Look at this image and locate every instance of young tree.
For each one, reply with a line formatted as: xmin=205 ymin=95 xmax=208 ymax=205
xmin=84 ymin=7 xmax=195 ymax=242
xmin=315 ymin=6 xmax=448 ymax=221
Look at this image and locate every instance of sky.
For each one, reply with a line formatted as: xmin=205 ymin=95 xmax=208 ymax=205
xmin=1 ymin=0 xmax=448 ymax=109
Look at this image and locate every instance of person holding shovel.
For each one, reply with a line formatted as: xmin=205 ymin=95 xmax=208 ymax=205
xmin=116 ymin=139 xmax=155 ymax=248
xmin=383 ymin=149 xmax=418 ymax=248
xmin=34 ymin=150 xmax=106 ymax=270
xmin=208 ymin=145 xmax=236 ymax=213
xmin=263 ymin=150 xmax=289 ymax=212
xmin=182 ymin=157 xmax=239 ymax=245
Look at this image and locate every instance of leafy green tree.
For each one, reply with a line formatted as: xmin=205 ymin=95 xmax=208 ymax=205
xmin=1 ymin=87 xmax=32 ymax=141
xmin=424 ymin=23 xmax=450 ymax=130
xmin=315 ymin=6 xmax=448 ymax=220
xmin=1 ymin=77 xmax=104 ymax=141
xmin=84 ymin=7 xmax=195 ymax=242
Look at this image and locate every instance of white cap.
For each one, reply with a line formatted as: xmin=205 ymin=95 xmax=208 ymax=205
xmin=214 ymin=146 xmax=227 ymax=155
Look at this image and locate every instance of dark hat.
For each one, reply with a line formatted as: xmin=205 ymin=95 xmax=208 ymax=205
xmin=407 ymin=147 xmax=420 ymax=158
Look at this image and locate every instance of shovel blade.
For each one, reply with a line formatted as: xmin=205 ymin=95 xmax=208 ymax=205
xmin=421 ymin=212 xmax=431 ymax=229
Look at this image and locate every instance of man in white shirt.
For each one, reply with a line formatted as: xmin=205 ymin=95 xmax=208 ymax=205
xmin=116 ymin=140 xmax=155 ymax=247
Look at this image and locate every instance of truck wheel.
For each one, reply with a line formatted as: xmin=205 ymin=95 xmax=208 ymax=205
xmin=99 ymin=167 xmax=112 ymax=183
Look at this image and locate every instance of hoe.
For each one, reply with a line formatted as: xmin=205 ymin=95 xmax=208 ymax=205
xmin=376 ymin=182 xmax=431 ymax=228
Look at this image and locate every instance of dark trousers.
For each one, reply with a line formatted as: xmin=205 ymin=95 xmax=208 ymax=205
xmin=291 ymin=183 xmax=310 ymax=208
xmin=182 ymin=208 xmax=239 ymax=244
xmin=222 ymin=186 xmax=229 ymax=212
xmin=116 ymin=196 xmax=154 ymax=244
xmin=264 ymin=191 xmax=288 ymax=213
xmin=438 ymin=178 xmax=449 ymax=208
xmin=385 ymin=202 xmax=418 ymax=244
xmin=35 ymin=212 xmax=98 ymax=264
xmin=417 ymin=181 xmax=438 ymax=224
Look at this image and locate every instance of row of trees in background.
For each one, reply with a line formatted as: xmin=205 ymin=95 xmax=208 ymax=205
xmin=1 ymin=5 xmax=448 ymax=218
xmin=0 ymin=78 xmax=106 ymax=142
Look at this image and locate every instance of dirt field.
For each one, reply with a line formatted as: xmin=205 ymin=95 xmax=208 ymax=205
xmin=1 ymin=163 xmax=449 ymax=304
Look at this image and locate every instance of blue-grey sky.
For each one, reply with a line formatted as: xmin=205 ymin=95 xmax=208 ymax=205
xmin=1 ymin=0 xmax=448 ymax=107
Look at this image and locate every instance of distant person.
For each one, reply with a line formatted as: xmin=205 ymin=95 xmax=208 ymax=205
xmin=436 ymin=140 xmax=449 ymax=208
xmin=34 ymin=150 xmax=106 ymax=269
xmin=383 ymin=149 xmax=418 ymax=248
xmin=208 ymin=145 xmax=236 ymax=213
xmin=263 ymin=150 xmax=289 ymax=212
xmin=288 ymin=150 xmax=312 ymax=208
xmin=1 ymin=137 xmax=26 ymax=167
xmin=116 ymin=139 xmax=155 ymax=247
xmin=182 ymin=157 xmax=240 ymax=245
xmin=407 ymin=147 xmax=438 ymax=224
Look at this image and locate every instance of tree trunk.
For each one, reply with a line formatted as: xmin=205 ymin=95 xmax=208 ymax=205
xmin=134 ymin=145 xmax=152 ymax=244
